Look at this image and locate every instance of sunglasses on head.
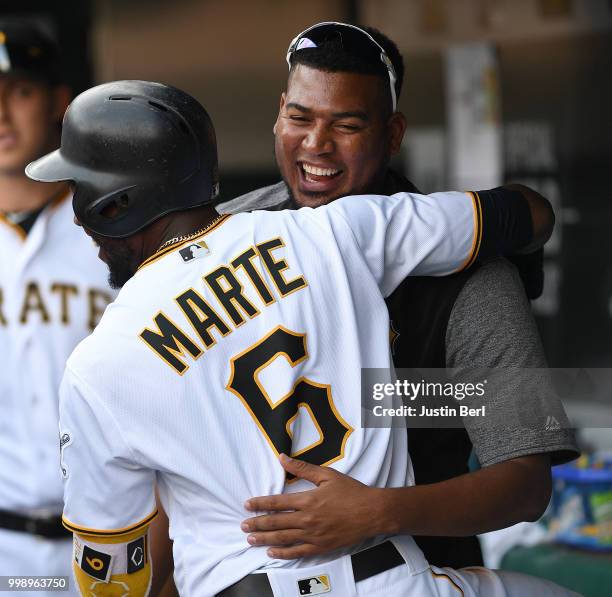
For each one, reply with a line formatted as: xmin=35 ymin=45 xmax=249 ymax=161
xmin=286 ymin=21 xmax=398 ymax=112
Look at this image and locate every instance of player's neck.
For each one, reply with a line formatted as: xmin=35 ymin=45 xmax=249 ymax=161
xmin=142 ymin=205 xmax=222 ymax=260
xmin=0 ymin=174 xmax=68 ymax=213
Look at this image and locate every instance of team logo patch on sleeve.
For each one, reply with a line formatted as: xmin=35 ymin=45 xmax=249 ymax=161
xmin=297 ymin=575 xmax=331 ymax=595
xmin=179 ymin=241 xmax=210 ymax=262
xmin=77 ymin=544 xmax=112 ymax=582
xmin=59 ymin=430 xmax=73 ymax=479
xmin=127 ymin=536 xmax=146 ymax=573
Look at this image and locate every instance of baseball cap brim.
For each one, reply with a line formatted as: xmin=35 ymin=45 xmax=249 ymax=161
xmin=26 ymin=149 xmax=75 ymax=183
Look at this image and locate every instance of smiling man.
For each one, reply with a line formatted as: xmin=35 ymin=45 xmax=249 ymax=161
xmin=273 ymin=65 xmax=404 ymax=208
xmin=218 ymin=22 xmax=578 ymax=569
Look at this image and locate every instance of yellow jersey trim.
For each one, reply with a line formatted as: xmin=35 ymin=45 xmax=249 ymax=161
xmin=137 ymin=214 xmax=231 ymax=272
xmin=0 ymin=213 xmax=27 ymax=240
xmin=430 ymin=569 xmax=464 ymax=595
xmin=0 ymin=186 xmax=71 ymax=241
xmin=62 ymin=509 xmax=158 ymax=538
xmin=456 ymin=191 xmax=482 ymax=272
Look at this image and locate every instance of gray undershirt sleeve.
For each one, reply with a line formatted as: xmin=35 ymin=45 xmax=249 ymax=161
xmin=446 ymin=258 xmax=578 ymax=467
xmin=217 ymin=182 xmax=291 ymax=214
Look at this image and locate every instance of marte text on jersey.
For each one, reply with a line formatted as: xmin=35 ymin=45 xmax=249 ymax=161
xmin=140 ymin=237 xmax=308 ymax=375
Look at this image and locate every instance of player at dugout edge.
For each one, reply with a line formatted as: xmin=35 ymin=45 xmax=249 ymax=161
xmin=0 ymin=20 xmax=113 ymax=594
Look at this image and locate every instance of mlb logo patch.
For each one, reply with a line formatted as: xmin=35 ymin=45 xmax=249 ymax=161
xmin=297 ymin=574 xmax=331 ymax=595
xmin=179 ymin=241 xmax=209 ymax=262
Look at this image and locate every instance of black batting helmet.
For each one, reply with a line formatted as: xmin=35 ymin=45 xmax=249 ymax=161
xmin=26 ymin=80 xmax=219 ymax=238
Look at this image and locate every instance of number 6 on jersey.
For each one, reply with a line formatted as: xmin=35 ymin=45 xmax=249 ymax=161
xmin=226 ymin=326 xmax=353 ymax=475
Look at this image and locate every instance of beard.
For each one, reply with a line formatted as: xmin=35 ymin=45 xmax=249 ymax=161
xmin=106 ymin=251 xmax=136 ymax=290
xmin=283 ymin=182 xmax=336 ymax=208
xmin=105 ymin=241 xmax=137 ymax=289
xmin=89 ymin=233 xmax=138 ymax=289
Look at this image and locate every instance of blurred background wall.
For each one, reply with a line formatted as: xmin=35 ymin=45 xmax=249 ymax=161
xmin=3 ymin=0 xmax=611 ymax=367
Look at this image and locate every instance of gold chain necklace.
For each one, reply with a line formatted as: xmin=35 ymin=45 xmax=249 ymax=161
xmin=156 ymin=214 xmax=225 ymax=252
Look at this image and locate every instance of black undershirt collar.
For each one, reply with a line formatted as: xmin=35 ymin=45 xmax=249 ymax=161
xmin=2 ymin=204 xmax=46 ymax=235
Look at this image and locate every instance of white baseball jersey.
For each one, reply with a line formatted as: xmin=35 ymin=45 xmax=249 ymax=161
xmin=0 ymin=193 xmax=114 ymax=583
xmin=59 ymin=191 xmax=478 ymax=595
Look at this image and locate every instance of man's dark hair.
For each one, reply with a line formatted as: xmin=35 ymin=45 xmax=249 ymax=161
xmin=288 ymin=26 xmax=404 ymax=105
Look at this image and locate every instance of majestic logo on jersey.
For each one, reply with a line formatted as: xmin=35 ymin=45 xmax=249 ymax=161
xmin=545 ymin=415 xmax=561 ymax=430
xmin=59 ymin=430 xmax=73 ymax=479
xmin=297 ymin=575 xmax=331 ymax=595
xmin=179 ymin=241 xmax=210 ymax=262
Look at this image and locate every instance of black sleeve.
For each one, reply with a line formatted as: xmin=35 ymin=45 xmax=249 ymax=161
xmin=507 ymin=248 xmax=544 ymax=300
xmin=475 ymin=187 xmax=533 ymax=261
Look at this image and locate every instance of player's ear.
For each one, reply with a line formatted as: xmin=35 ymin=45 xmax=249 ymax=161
xmin=273 ymin=92 xmax=286 ymax=135
xmin=51 ymin=84 xmax=72 ymax=122
xmin=387 ymin=111 xmax=407 ymax=156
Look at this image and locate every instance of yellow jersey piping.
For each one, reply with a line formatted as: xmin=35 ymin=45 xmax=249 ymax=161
xmin=0 ymin=213 xmax=27 ymax=240
xmin=137 ymin=214 xmax=231 ymax=271
xmin=430 ymin=569 xmax=465 ymax=595
xmin=0 ymin=186 xmax=71 ymax=240
xmin=457 ymin=191 xmax=482 ymax=272
xmin=62 ymin=508 xmax=158 ymax=538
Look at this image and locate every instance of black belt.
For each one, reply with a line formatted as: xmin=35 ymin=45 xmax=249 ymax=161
xmin=0 ymin=509 xmax=70 ymax=539
xmin=217 ymin=540 xmax=406 ymax=596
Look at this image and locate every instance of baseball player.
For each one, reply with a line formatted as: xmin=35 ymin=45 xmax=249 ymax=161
xmin=27 ymin=80 xmax=573 ymax=596
xmin=0 ymin=21 xmax=113 ymax=591
xmin=216 ymin=21 xmax=578 ymax=571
